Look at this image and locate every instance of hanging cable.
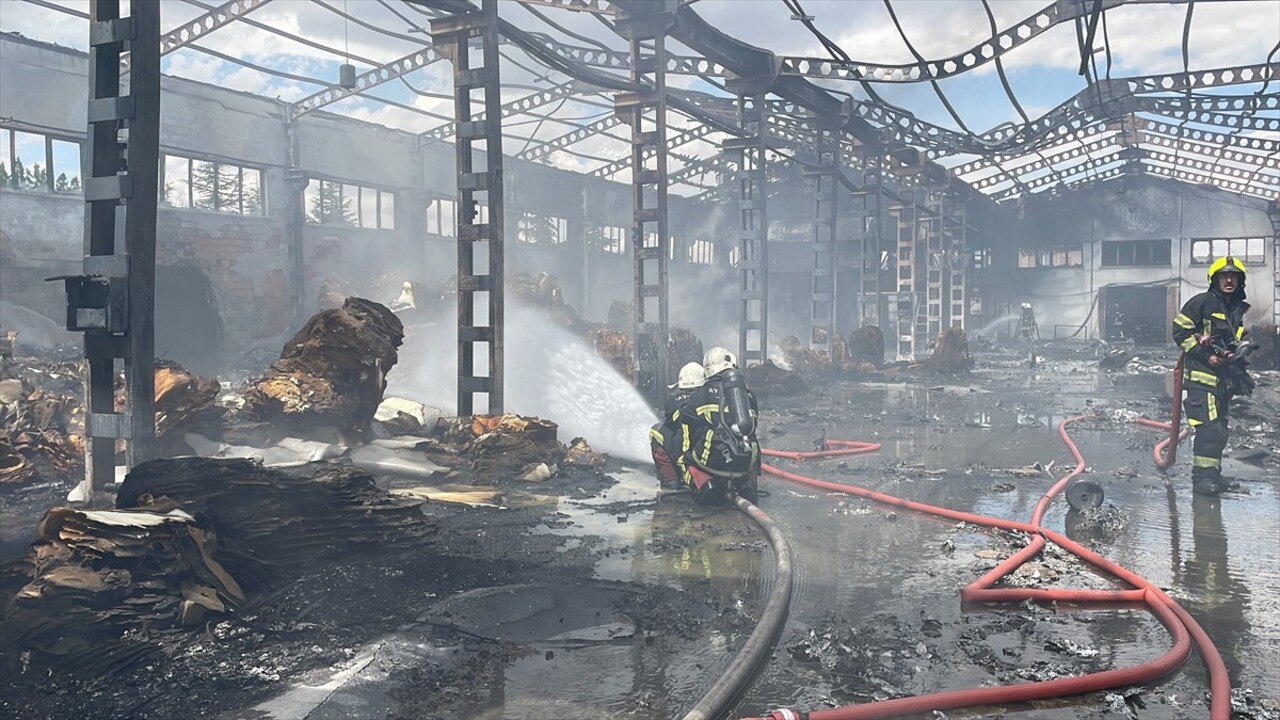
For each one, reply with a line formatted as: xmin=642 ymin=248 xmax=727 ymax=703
xmin=1168 ymin=1 xmax=1197 ymax=180
xmin=977 ymin=0 xmax=1056 ymax=196
xmin=522 ymin=3 xmax=617 ymax=54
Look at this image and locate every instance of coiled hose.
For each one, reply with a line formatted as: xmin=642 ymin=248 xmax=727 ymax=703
xmin=737 ymin=416 xmax=1230 ymax=720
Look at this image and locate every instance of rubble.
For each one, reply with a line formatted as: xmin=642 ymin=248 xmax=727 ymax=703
xmin=1 ymin=506 xmax=244 ymax=674
xmin=445 ymin=414 xmax=565 ymax=480
xmin=115 ymin=457 xmax=431 ymax=588
xmin=242 ymin=298 xmax=404 ymax=437
xmin=0 ymin=355 xmax=84 ymax=486
xmin=591 ymin=328 xmax=636 ymax=385
xmin=923 ymin=327 xmax=973 ymax=372
xmin=511 ymin=272 xmax=587 ymax=333
xmin=668 ymin=326 xmax=704 ymax=379
xmin=848 ymin=325 xmax=886 ymax=368
xmin=563 ymin=436 xmax=607 ymax=469
xmin=744 ymin=359 xmax=810 ymax=397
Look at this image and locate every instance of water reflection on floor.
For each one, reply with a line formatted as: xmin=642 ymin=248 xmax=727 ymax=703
xmin=494 ymin=359 xmax=1279 ymax=719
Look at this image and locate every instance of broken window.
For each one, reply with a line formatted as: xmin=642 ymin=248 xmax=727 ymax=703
xmin=427 ymin=197 xmax=455 ymax=236
xmin=1019 ymin=244 xmax=1083 ymax=268
xmin=304 ymin=179 xmax=391 ymax=228
xmin=1189 ymin=237 xmax=1266 ymax=265
xmin=161 ymin=152 xmax=265 ymax=215
xmin=516 ymin=213 xmax=567 ymax=245
xmin=688 ymin=239 xmax=714 ymax=265
xmin=1 ymin=127 xmax=81 ymax=193
xmin=1101 ymin=239 xmax=1171 ymax=267
xmin=587 ymin=224 xmax=626 ymax=254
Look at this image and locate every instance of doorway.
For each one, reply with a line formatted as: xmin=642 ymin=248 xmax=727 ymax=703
xmin=1099 ymin=285 xmax=1171 ymax=344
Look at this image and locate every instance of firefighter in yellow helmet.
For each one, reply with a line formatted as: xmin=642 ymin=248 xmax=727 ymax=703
xmin=1170 ymin=256 xmax=1256 ymax=496
xmin=669 ymin=347 xmax=761 ymax=505
xmin=649 ymin=362 xmax=706 ymax=486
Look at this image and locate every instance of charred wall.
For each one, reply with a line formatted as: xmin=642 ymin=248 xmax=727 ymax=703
xmin=0 ymin=33 xmax=733 ymax=369
xmin=990 ymin=175 xmax=1276 ymax=340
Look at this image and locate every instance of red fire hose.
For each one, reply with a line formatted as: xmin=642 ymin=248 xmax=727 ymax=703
xmin=746 ymin=415 xmax=1230 ymax=720
xmin=1135 ymin=354 xmax=1188 ymax=470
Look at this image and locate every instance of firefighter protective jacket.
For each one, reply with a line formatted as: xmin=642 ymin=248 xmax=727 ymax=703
xmin=1171 ymin=286 xmax=1249 ymax=386
xmin=670 ymin=379 xmax=760 ymax=479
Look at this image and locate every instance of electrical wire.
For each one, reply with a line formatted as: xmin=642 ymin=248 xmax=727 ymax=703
xmin=378 ymin=0 xmax=429 ymax=32
xmin=516 ymin=96 xmax=570 ymax=155
xmin=179 ymin=0 xmax=383 ymax=66
xmin=521 ymin=3 xmax=617 ymax=54
xmin=1169 ymin=1 xmax=1196 ymax=180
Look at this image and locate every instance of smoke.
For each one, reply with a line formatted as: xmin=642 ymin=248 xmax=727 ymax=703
xmin=0 ymin=301 xmax=76 ymax=352
xmin=386 ymin=302 xmax=657 ymax=464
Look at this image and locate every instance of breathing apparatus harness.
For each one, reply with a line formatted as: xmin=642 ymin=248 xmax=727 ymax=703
xmin=715 ymin=367 xmax=756 ymax=455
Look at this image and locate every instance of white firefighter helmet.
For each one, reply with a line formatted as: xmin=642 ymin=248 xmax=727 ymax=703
xmin=671 ymin=362 xmax=706 ymax=390
xmin=703 ymin=346 xmax=738 ymax=377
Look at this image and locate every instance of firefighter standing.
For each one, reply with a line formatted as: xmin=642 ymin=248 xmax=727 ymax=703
xmin=670 ymin=347 xmax=762 ymax=505
xmin=649 ymin=362 xmax=706 ymax=485
xmin=1171 ymin=256 xmax=1254 ymax=496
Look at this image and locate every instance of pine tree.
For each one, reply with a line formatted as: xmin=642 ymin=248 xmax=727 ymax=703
xmin=0 ymin=163 xmax=8 ymax=188
xmin=191 ymin=161 xmax=221 ymax=211
xmin=242 ymin=173 xmax=263 ymax=215
xmin=29 ymin=163 xmax=48 ymax=191
xmin=69 ymin=175 xmax=81 ymax=192
xmin=55 ymin=172 xmax=69 ymax=192
xmin=307 ymin=181 xmax=354 ymax=225
xmin=518 ymin=213 xmax=560 ymax=245
xmin=9 ymin=158 xmax=26 ymax=189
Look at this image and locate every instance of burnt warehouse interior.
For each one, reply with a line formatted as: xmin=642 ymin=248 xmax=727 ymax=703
xmin=1 ymin=1 xmax=1278 ymax=719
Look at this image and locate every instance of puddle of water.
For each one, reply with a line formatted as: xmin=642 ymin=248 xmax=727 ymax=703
xmin=469 ymin=364 xmax=1279 ymax=718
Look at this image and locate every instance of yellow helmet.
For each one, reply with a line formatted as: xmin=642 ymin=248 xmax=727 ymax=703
xmin=1206 ymin=256 xmax=1246 ymax=284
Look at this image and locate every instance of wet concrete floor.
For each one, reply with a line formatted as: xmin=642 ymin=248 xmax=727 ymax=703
xmin=478 ymin=354 xmax=1279 ymax=719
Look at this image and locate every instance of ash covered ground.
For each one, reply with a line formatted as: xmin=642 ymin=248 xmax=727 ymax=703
xmin=2 ymin=339 xmax=1278 ymax=720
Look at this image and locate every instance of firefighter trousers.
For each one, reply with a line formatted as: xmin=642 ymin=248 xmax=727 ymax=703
xmin=1183 ymin=377 xmax=1231 ymax=479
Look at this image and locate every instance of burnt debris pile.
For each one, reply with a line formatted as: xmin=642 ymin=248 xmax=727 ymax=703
xmin=1 ymin=341 xmax=85 ymax=487
xmin=1 ymin=456 xmax=434 ymax=676
xmin=242 ymin=297 xmax=404 ymax=440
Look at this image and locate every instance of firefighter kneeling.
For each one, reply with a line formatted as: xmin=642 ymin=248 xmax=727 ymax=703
xmin=1171 ymin=256 xmax=1257 ymax=497
xmin=650 ymin=362 xmax=707 ymax=486
xmin=669 ymin=347 xmax=761 ymax=505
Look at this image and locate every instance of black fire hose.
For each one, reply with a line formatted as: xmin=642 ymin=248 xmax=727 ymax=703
xmin=681 ymin=496 xmax=795 ymax=720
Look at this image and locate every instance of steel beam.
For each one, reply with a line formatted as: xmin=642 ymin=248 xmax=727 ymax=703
xmin=614 ymin=2 xmax=674 ymax=400
xmin=524 ymin=33 xmax=730 ymax=77
xmin=1143 ymin=162 xmax=1279 ymax=199
xmin=421 ymin=80 xmax=583 ymax=140
xmin=121 ymin=0 xmax=272 ymax=71
xmin=432 ymin=0 xmax=506 ymax=415
xmin=163 ymin=0 xmax=272 ymax=53
xmin=590 ymin=123 xmax=714 ymax=177
xmin=515 ymin=114 xmax=625 ymax=161
xmin=724 ymin=92 xmax=769 ymax=366
xmin=65 ymin=0 xmax=161 ymax=496
xmin=1142 ymin=147 xmax=1280 ymax=190
xmin=992 ymin=150 xmax=1127 ymax=200
xmin=292 ymin=48 xmax=445 ymax=117
xmin=777 ymin=0 xmax=1123 ymax=83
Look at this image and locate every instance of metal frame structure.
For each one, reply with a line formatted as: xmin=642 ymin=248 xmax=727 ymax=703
xmin=61 ymin=0 xmax=160 ymax=494
xmin=804 ymin=113 xmax=841 ymax=354
xmin=19 ymin=0 xmax=1277 ymax=202
xmin=613 ymin=2 xmax=675 ymax=400
xmin=724 ymin=89 xmax=770 ymax=366
xmin=431 ymin=0 xmax=506 ymax=415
